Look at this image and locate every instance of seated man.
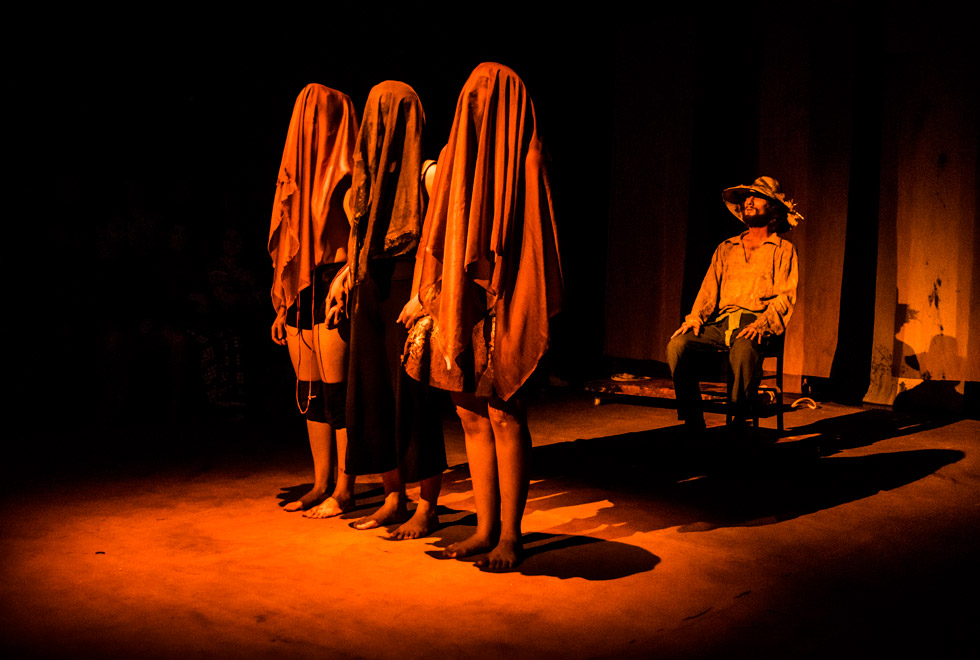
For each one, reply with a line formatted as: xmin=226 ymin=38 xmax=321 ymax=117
xmin=667 ymin=176 xmax=802 ymax=433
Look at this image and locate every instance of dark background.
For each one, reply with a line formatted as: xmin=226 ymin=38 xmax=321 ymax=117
xmin=9 ymin=12 xmax=978 ymax=443
xmin=13 ymin=16 xmax=617 ymax=433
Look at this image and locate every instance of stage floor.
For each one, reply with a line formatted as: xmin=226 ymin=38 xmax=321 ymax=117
xmin=2 ymin=387 xmax=978 ymax=659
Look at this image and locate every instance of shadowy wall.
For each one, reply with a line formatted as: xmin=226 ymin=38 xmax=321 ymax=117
xmin=603 ymin=17 xmax=978 ymax=411
xmin=10 ymin=14 xmax=978 ymax=433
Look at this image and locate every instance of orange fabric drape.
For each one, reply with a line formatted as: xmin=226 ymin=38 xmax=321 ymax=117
xmin=268 ymin=84 xmax=358 ymax=313
xmin=417 ymin=62 xmax=562 ymax=400
xmin=349 ymin=81 xmax=425 ymax=285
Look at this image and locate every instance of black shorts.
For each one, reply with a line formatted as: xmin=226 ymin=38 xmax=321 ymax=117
xmin=285 ymin=262 xmax=345 ymax=330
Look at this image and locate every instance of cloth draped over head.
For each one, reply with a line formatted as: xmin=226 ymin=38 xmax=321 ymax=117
xmin=416 ymin=62 xmax=562 ymax=401
xmin=268 ymin=84 xmax=357 ymax=312
xmin=350 ymin=81 xmax=425 ymax=284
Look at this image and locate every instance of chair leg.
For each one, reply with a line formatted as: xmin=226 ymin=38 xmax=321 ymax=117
xmin=776 ymin=354 xmax=784 ymax=433
xmin=725 ymin=358 xmax=734 ymax=427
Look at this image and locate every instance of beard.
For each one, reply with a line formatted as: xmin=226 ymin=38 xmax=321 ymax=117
xmin=744 ymin=211 xmax=772 ymax=228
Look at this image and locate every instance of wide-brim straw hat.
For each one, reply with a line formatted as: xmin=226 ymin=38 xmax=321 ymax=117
xmin=722 ymin=176 xmax=803 ymax=232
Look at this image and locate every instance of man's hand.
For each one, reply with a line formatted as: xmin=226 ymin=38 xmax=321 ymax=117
xmin=735 ymin=325 xmax=766 ymax=343
xmin=671 ymin=319 xmax=702 ymax=339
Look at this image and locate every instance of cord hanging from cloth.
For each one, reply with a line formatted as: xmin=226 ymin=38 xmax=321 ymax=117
xmin=294 ymin=272 xmax=317 ymax=414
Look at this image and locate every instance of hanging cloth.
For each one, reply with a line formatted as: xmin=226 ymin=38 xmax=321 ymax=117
xmin=268 ymin=84 xmax=358 ymax=314
xmin=416 ymin=62 xmax=562 ymax=400
xmin=349 ymin=80 xmax=425 ymax=285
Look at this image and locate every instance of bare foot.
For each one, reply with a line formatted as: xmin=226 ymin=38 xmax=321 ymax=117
xmin=475 ymin=538 xmax=524 ymax=571
xmin=350 ymin=493 xmax=408 ymax=530
xmin=282 ymin=487 xmax=327 ymax=512
xmin=386 ymin=506 xmax=438 ymax=540
xmin=303 ymin=495 xmax=352 ymax=519
xmin=442 ymin=532 xmax=495 ymax=559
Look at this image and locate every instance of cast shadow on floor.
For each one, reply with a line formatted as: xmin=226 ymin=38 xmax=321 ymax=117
xmin=272 ymin=407 xmax=963 ymax=579
xmin=275 ymin=483 xmax=387 ymax=513
xmin=272 ymin=481 xmax=663 ymax=580
xmin=436 ymin=407 xmax=964 ymax=546
xmin=413 ymin=507 xmax=662 ymax=580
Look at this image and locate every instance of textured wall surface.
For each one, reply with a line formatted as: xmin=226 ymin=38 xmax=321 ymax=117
xmin=604 ymin=20 xmax=978 ymax=405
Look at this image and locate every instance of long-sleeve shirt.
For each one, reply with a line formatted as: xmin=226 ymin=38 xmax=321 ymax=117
xmin=685 ymin=232 xmax=798 ymax=336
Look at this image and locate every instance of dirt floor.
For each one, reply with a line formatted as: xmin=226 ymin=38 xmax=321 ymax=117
xmin=1 ymin=387 xmax=978 ymax=659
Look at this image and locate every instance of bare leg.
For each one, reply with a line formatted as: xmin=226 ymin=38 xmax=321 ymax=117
xmin=386 ymin=473 xmax=443 ymax=540
xmin=351 ymin=469 xmax=408 ymax=529
xmin=444 ymin=392 xmax=500 ymax=558
xmin=303 ymin=427 xmax=355 ymax=518
xmin=304 ymin=320 xmax=356 ymax=519
xmin=283 ymin=419 xmax=331 ymax=511
xmin=476 ymin=398 xmax=530 ymax=570
xmin=283 ymin=325 xmax=328 ymax=512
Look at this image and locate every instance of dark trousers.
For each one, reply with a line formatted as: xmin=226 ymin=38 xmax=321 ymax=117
xmin=666 ymin=314 xmax=766 ymax=423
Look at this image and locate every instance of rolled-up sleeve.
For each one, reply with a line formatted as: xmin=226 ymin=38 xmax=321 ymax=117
xmin=685 ymin=243 xmax=726 ymax=325
xmin=756 ymin=241 xmax=798 ymax=335
xmin=685 ymin=235 xmax=799 ymax=336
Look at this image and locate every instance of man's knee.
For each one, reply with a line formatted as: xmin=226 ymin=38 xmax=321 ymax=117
xmin=667 ymin=334 xmax=694 ymax=372
xmin=728 ymin=338 xmax=761 ymax=368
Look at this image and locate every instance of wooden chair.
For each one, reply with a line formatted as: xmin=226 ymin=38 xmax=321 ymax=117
xmin=709 ymin=334 xmax=785 ymax=432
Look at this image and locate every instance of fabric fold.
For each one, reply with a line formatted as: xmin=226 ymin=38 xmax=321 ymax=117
xmin=268 ymin=84 xmax=357 ymax=314
xmin=416 ymin=63 xmax=562 ymax=400
xmin=349 ymin=81 xmax=425 ymax=285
